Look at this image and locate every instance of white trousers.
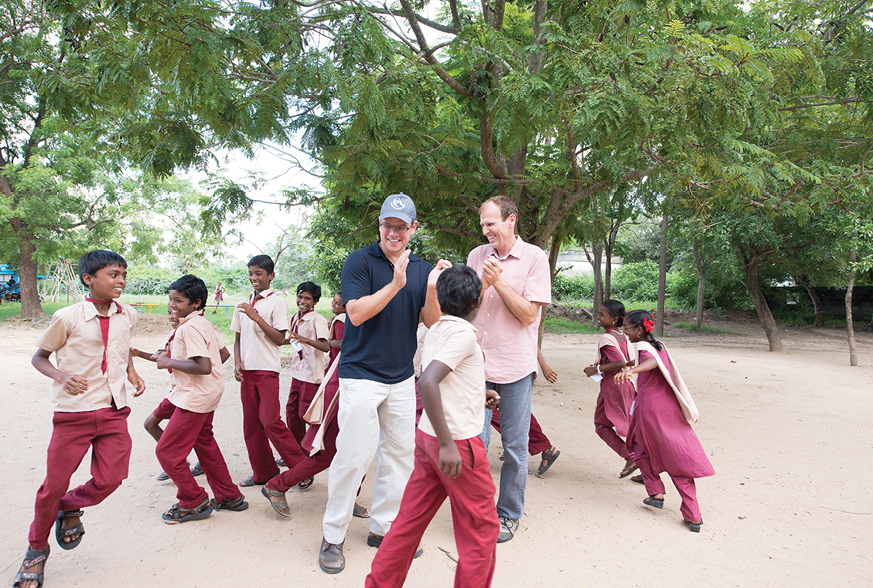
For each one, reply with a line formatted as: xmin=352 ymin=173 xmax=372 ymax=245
xmin=322 ymin=376 xmax=416 ymax=544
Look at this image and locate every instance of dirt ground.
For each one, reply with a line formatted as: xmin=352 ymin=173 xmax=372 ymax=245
xmin=2 ymin=313 xmax=871 ymax=587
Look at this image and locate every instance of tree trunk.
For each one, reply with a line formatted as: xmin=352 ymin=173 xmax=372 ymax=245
xmin=588 ymin=242 xmax=603 ymax=328
xmin=846 ymin=248 xmax=858 ymax=366
xmin=797 ymin=274 xmax=822 ymax=328
xmin=9 ymin=218 xmax=46 ymax=319
xmin=655 ymin=210 xmax=668 ymax=338
xmin=743 ymin=258 xmax=782 ymax=351
xmin=692 ymin=239 xmax=710 ymax=330
xmin=604 ymin=221 xmax=620 ymax=299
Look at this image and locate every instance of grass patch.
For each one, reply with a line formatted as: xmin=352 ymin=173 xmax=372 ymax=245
xmin=544 ymin=316 xmax=601 ymax=334
xmin=672 ymin=321 xmax=737 ymax=335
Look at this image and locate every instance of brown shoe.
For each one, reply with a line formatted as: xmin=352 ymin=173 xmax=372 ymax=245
xmin=367 ymin=532 xmax=423 ymax=558
xmin=319 ymin=538 xmax=345 ymax=574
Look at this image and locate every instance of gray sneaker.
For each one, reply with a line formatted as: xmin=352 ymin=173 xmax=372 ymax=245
xmin=497 ymin=516 xmax=519 ymax=543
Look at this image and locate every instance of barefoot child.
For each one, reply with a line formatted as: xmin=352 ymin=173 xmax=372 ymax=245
xmin=583 ymin=300 xmax=638 ymax=478
xmin=366 ymin=265 xmax=500 ymax=588
xmin=286 ymin=281 xmax=329 ymax=447
xmin=231 ymin=255 xmax=304 ymax=487
xmin=152 ymin=274 xmax=247 ymax=523
xmin=14 ymin=250 xmax=145 ymax=588
xmin=615 ymin=310 xmax=715 ymax=532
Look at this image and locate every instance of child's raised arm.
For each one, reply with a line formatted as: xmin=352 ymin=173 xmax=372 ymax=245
xmin=32 ymin=348 xmax=88 ymax=395
xmin=417 ymin=360 xmax=462 ymax=478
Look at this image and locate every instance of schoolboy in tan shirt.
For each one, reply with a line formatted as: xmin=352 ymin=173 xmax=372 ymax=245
xmin=286 ymin=281 xmax=329 ymax=447
xmin=14 ymin=250 xmax=145 ymax=588
xmin=152 ymin=274 xmax=246 ymax=523
xmin=230 ymin=254 xmax=304 ymax=486
xmin=366 ymin=265 xmax=500 ymax=588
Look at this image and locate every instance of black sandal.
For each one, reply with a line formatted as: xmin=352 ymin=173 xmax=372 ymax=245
xmin=55 ymin=510 xmax=84 ymax=550
xmin=161 ymin=497 xmax=213 ymax=524
xmin=13 ymin=544 xmax=49 ymax=588
xmin=211 ymin=494 xmax=249 ymax=511
xmin=298 ymin=477 xmax=314 ymax=490
xmin=643 ymin=495 xmax=664 ymax=509
xmin=537 ymin=447 xmax=561 ymax=476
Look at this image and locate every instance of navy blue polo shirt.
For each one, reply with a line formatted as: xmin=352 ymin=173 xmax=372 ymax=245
xmin=338 ymin=242 xmax=433 ymax=384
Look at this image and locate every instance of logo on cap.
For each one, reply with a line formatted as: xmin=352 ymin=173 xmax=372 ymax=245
xmin=391 ymin=197 xmax=405 ymax=210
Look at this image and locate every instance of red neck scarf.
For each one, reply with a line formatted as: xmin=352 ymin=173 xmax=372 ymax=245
xmin=86 ymin=298 xmax=123 ymax=374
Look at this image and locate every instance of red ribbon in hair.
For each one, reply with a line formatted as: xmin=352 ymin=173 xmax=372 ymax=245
xmin=643 ymin=317 xmax=654 ymax=333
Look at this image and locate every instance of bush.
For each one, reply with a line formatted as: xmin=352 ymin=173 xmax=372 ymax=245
xmin=612 ymin=261 xmax=660 ymax=302
xmin=553 ymin=273 xmax=595 ymax=301
xmin=126 ymin=266 xmax=250 ymax=296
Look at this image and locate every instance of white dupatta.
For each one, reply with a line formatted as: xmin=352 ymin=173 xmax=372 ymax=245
xmin=301 ymin=313 xmax=345 ymax=455
xmin=594 ymin=332 xmax=637 ymax=390
xmin=634 ymin=341 xmax=700 ymax=424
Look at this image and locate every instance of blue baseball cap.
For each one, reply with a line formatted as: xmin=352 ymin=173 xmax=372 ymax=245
xmin=380 ymin=193 xmax=416 ymax=225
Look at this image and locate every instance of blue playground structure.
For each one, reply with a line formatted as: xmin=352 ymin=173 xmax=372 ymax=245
xmin=0 ymin=265 xmax=21 ymax=302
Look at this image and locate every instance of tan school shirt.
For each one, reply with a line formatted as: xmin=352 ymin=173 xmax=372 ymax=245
xmin=166 ymin=313 xmax=225 ymax=414
xmin=417 ymin=315 xmax=486 ymax=441
xmin=35 ymin=300 xmax=137 ymax=412
xmin=289 ymin=310 xmax=330 ymax=384
xmin=229 ymin=289 xmax=289 ymax=373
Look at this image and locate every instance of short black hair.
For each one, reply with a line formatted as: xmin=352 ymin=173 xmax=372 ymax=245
xmin=297 ymin=281 xmax=322 ymax=302
xmin=168 ymin=274 xmax=208 ymax=311
xmin=436 ymin=265 xmax=481 ymax=317
xmin=602 ymin=299 xmax=626 ymax=321
xmin=78 ymin=250 xmax=127 ymax=287
xmin=248 ymin=254 xmax=275 ymax=274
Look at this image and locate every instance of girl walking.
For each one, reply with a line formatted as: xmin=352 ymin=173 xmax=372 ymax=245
xmin=615 ymin=310 xmax=714 ymax=532
xmin=583 ymin=300 xmax=637 ymax=478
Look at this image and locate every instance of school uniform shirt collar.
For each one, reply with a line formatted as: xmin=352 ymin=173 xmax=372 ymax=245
xmin=484 ymin=235 xmax=524 ymax=261
xmin=176 ymin=313 xmax=203 ymax=326
xmin=438 ymin=314 xmax=478 ymax=333
xmin=251 ymin=288 xmax=274 ymax=300
xmin=83 ymin=299 xmax=123 ymax=321
xmin=367 ymin=241 xmax=423 ymax=264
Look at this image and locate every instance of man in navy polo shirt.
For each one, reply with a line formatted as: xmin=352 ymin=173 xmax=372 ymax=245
xmin=319 ymin=192 xmax=449 ymax=574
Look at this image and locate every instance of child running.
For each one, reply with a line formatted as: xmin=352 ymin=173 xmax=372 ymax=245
xmin=583 ymin=300 xmax=638 ymax=478
xmin=232 ymin=255 xmax=304 ymax=486
xmin=152 ymin=274 xmax=247 ymax=522
xmin=133 ymin=311 xmax=230 ymax=480
xmin=14 ymin=250 xmax=145 ymax=588
xmin=366 ymin=265 xmax=500 ymax=588
xmin=615 ymin=310 xmax=715 ymax=532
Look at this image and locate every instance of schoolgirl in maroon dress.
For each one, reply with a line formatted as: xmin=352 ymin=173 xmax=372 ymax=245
xmin=616 ymin=310 xmax=714 ymax=532
xmin=584 ymin=300 xmax=638 ymax=478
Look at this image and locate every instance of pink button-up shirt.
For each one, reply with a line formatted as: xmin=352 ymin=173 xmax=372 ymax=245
xmin=467 ymin=236 xmax=551 ymax=384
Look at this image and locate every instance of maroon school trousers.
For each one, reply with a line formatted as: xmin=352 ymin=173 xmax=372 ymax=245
xmin=634 ymin=440 xmax=702 ymax=523
xmin=240 ymin=370 xmax=304 ymax=481
xmin=154 ymin=399 xmax=239 ymax=509
xmin=491 ymin=408 xmax=552 ymax=455
xmin=267 ymin=414 xmax=338 ymax=492
xmin=366 ymin=429 xmax=499 ymax=588
xmin=285 ymin=378 xmax=320 ymax=445
xmin=29 ymin=406 xmax=132 ymax=550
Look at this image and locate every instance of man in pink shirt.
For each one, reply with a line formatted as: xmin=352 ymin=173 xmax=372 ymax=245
xmin=466 ymin=195 xmax=551 ymax=543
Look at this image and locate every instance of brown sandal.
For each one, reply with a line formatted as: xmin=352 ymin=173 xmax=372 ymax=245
xmin=537 ymin=447 xmax=560 ymax=476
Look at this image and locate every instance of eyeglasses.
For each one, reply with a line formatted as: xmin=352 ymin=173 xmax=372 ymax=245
xmin=379 ymin=222 xmax=412 ymax=233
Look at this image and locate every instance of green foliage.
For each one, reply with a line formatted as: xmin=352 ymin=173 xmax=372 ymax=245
xmin=125 ymin=265 xmax=250 ymax=296
xmin=611 ymin=261 xmax=660 ymax=303
xmin=552 ymin=273 xmax=595 ymax=301
xmin=544 ymin=316 xmax=601 ymax=335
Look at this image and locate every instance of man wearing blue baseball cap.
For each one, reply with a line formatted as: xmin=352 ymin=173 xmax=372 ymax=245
xmin=319 ymin=193 xmax=451 ymax=574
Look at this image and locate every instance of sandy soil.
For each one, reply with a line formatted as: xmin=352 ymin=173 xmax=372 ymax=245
xmin=2 ymin=313 xmax=872 ymax=587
